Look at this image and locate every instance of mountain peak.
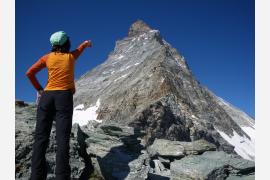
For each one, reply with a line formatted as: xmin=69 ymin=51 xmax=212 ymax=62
xmin=128 ymin=19 xmax=152 ymax=37
xmin=74 ymin=19 xmax=255 ymax=162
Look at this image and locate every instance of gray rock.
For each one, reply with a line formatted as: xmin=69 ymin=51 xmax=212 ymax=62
xmin=153 ymin=159 xmax=166 ymax=173
xmin=128 ymin=19 xmax=152 ymax=37
xmin=151 ymin=159 xmax=170 ymax=178
xmin=170 ymin=151 xmax=255 ymax=180
xmin=15 ymin=104 xmax=36 ymax=179
xmin=182 ymin=139 xmax=217 ymax=155
xmin=148 ymin=139 xmax=185 ymax=158
xmin=226 ymin=174 xmax=255 ymax=180
xmin=147 ymin=139 xmax=216 ymax=158
xmin=16 ymin=102 xmax=254 ymax=180
xmin=82 ymin=124 xmax=150 ymax=180
xmin=157 ymin=156 xmax=170 ymax=167
xmin=129 ymin=95 xmax=192 ymax=146
xmin=15 ymin=100 xmax=28 ymax=107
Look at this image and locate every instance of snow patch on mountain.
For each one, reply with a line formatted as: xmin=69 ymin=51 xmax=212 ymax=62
xmin=116 ymin=54 xmax=124 ymax=60
xmin=72 ymin=99 xmax=102 ymax=126
xmin=216 ymin=129 xmax=255 ymax=161
xmin=241 ymin=126 xmax=255 ymax=141
xmin=114 ymin=74 xmax=128 ymax=82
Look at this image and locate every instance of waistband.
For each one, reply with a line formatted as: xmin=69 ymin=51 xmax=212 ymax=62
xmin=43 ymin=89 xmax=73 ymax=93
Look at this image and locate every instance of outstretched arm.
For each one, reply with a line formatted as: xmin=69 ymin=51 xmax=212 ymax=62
xmin=71 ymin=40 xmax=92 ymax=60
xmin=25 ymin=54 xmax=48 ymax=91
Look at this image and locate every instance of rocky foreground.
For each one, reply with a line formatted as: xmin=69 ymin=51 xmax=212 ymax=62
xmin=15 ymin=102 xmax=254 ymax=180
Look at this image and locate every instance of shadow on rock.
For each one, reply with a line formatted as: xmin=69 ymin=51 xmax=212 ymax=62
xmin=97 ymin=128 xmax=145 ymax=180
xmin=76 ymin=126 xmax=95 ymax=180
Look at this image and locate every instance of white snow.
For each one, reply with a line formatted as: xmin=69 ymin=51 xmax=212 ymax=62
xmin=241 ymin=126 xmax=255 ymax=141
xmin=191 ymin=115 xmax=198 ymax=119
xmin=114 ymin=74 xmax=128 ymax=82
xmin=211 ymin=92 xmax=255 ymax=161
xmin=72 ymin=99 xmax=102 ymax=126
xmin=102 ymin=71 xmax=109 ymax=75
xmin=134 ymin=63 xmax=140 ymax=66
xmin=119 ymin=65 xmax=131 ymax=72
xmin=111 ymin=71 xmax=115 ymax=74
xmin=149 ymin=30 xmax=159 ymax=33
xmin=116 ymin=55 xmax=124 ymax=59
xmin=131 ymin=33 xmax=149 ymax=42
xmin=138 ymin=33 xmax=147 ymax=38
xmin=216 ymin=129 xmax=255 ymax=161
xmin=125 ymin=65 xmax=131 ymax=70
xmin=126 ymin=44 xmax=135 ymax=52
xmin=160 ymin=77 xmax=165 ymax=83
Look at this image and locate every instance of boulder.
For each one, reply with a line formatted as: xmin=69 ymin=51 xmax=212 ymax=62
xmin=81 ymin=123 xmax=150 ymax=180
xmin=170 ymin=151 xmax=254 ymax=180
xmin=147 ymin=139 xmax=216 ymax=159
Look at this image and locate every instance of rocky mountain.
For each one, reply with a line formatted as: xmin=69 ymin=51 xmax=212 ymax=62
xmin=16 ymin=20 xmax=255 ymax=179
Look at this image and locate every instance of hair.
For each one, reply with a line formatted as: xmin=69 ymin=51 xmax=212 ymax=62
xmin=51 ymin=38 xmax=71 ymax=53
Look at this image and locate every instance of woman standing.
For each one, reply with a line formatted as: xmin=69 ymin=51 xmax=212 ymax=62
xmin=26 ymin=31 xmax=92 ymax=180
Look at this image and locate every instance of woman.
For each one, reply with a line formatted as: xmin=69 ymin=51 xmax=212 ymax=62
xmin=26 ymin=31 xmax=92 ymax=180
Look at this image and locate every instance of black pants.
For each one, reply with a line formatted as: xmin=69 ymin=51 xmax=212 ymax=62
xmin=31 ymin=90 xmax=73 ymax=180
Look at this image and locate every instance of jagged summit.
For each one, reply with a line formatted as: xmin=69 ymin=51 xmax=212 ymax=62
xmin=128 ymin=19 xmax=152 ymax=37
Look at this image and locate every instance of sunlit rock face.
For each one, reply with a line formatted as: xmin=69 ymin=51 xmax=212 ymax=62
xmin=73 ymin=20 xmax=255 ymax=161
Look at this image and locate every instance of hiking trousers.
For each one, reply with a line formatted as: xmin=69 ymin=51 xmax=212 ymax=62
xmin=30 ymin=90 xmax=73 ymax=180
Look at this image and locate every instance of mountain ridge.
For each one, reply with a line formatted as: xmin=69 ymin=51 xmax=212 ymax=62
xmin=73 ymin=19 xmax=254 ymax=160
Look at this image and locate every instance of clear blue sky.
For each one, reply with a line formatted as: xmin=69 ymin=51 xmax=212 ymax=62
xmin=16 ymin=0 xmax=254 ymax=117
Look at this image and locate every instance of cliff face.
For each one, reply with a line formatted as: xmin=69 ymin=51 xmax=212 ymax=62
xmin=16 ymin=20 xmax=255 ymax=180
xmin=73 ymin=20 xmax=254 ymax=160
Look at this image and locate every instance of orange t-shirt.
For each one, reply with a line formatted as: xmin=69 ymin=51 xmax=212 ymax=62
xmin=26 ymin=41 xmax=89 ymax=94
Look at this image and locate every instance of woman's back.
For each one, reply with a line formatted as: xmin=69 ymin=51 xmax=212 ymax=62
xmin=45 ymin=52 xmax=76 ymax=91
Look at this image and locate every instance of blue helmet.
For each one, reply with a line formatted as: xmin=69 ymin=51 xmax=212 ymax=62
xmin=50 ymin=31 xmax=68 ymax=46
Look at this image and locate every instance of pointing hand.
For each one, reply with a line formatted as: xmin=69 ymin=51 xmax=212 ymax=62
xmin=85 ymin=40 xmax=92 ymax=47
